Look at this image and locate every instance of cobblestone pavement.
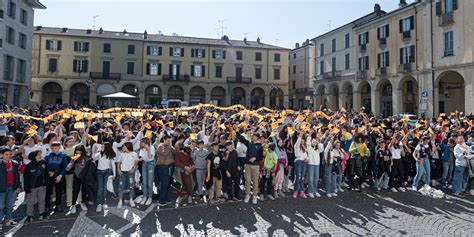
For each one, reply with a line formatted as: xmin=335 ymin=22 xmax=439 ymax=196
xmin=5 ymin=189 xmax=474 ymax=236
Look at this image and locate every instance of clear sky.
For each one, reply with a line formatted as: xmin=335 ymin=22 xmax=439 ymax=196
xmin=34 ymin=0 xmax=415 ymax=49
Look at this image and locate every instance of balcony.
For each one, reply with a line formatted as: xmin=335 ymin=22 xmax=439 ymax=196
xmin=163 ymin=74 xmax=190 ymax=82
xmin=357 ymin=71 xmax=368 ymax=80
xmin=90 ymin=72 xmax=121 ymax=80
xmin=360 ymin=44 xmax=367 ymax=52
xmin=439 ymin=12 xmax=454 ymax=26
xmin=376 ymin=67 xmax=388 ymax=77
xmin=226 ymin=77 xmax=252 ymax=83
xmin=294 ymin=88 xmax=313 ymax=95
xmin=402 ymin=31 xmax=411 ymax=40
xmin=398 ymin=63 xmax=413 ymax=74
xmin=322 ymin=71 xmax=342 ymax=80
xmin=378 ymin=38 xmax=387 ymax=47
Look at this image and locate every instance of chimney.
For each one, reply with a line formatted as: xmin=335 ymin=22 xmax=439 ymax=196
xmin=295 ymin=43 xmax=300 ymax=48
xmin=243 ymin=37 xmax=248 ymax=44
xmin=99 ymin=27 xmax=104 ymax=34
xmin=123 ymin=29 xmax=127 ymax=34
xmin=61 ymin=27 xmax=68 ymax=33
xmin=257 ymin=37 xmax=261 ymax=44
xmin=86 ymin=29 xmax=92 ymax=34
xmin=35 ymin=26 xmax=42 ymax=31
xmin=144 ymin=30 xmax=148 ymax=39
xmin=305 ymin=39 xmax=310 ymax=45
xmin=399 ymin=0 xmax=407 ymax=8
xmin=374 ymin=4 xmax=381 ymax=13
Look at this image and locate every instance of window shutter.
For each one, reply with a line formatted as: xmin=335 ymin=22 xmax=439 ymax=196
xmin=46 ymin=40 xmax=51 ymax=50
xmin=169 ymin=47 xmax=173 ymax=56
xmin=202 ymin=49 xmax=206 ymax=58
xmin=73 ymin=59 xmax=78 ymax=72
xmin=84 ymin=42 xmax=89 ymax=52
xmin=191 ymin=65 xmax=195 ymax=76
xmin=83 ymin=60 xmax=88 ymax=72
xmin=177 ymin=64 xmax=180 ymax=76
xmin=191 ymin=49 xmax=195 ymax=57
xmin=410 ymin=45 xmax=415 ymax=62
xmin=377 ymin=28 xmax=381 ymax=40
xmin=410 ymin=16 xmax=414 ymax=30
xmin=202 ymin=65 xmax=205 ymax=77
xmin=365 ymin=56 xmax=369 ymax=70
xmin=181 ymin=48 xmax=184 ymax=57
xmin=159 ymin=47 xmax=162 ymax=56
xmin=399 ymin=19 xmax=403 ymax=33
xmin=386 ymin=52 xmax=390 ymax=67
xmin=400 ymin=48 xmax=404 ymax=64
xmin=453 ymin=0 xmax=458 ymax=10
xmin=436 ymin=1 xmax=442 ymax=15
xmin=58 ymin=41 xmax=62 ymax=50
xmin=74 ymin=42 xmax=78 ymax=51
xmin=358 ymin=34 xmax=362 ymax=45
xmin=158 ymin=64 xmax=162 ymax=75
xmin=212 ymin=50 xmax=216 ymax=58
xmin=146 ymin=63 xmax=150 ymax=75
xmin=223 ymin=51 xmax=226 ymax=59
xmin=358 ymin=58 xmax=362 ymax=71
xmin=169 ymin=64 xmax=173 ymax=75
xmin=365 ymin=32 xmax=369 ymax=44
xmin=377 ymin=53 xmax=381 ymax=68
xmin=147 ymin=46 xmax=151 ymax=55
xmin=385 ymin=25 xmax=389 ymax=37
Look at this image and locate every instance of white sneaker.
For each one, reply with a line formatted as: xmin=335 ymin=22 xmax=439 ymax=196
xmin=390 ymin=188 xmax=398 ymax=193
xmin=140 ymin=198 xmax=147 ymax=205
xmin=103 ymin=204 xmax=108 ymax=210
xmin=411 ymin=186 xmax=418 ymax=191
xmin=259 ymin=194 xmax=264 ymax=201
xmin=146 ymin=197 xmax=153 ymax=205
xmin=244 ymin=195 xmax=251 ymax=203
xmin=267 ymin=195 xmax=275 ymax=201
xmin=424 ymin=185 xmax=432 ymax=191
xmin=315 ymin=192 xmax=321 ymax=197
xmin=187 ymin=196 xmax=192 ymax=204
xmin=176 ymin=196 xmax=183 ymax=204
xmin=362 ymin=182 xmax=370 ymax=188
xmin=96 ymin=204 xmax=102 ymax=212
xmin=377 ymin=187 xmax=381 ymax=191
xmin=252 ymin=196 xmax=258 ymax=204
xmin=398 ymin=187 xmax=406 ymax=192
xmin=308 ymin=193 xmax=315 ymax=198
xmin=338 ymin=188 xmax=344 ymax=193
xmin=135 ymin=195 xmax=143 ymax=203
xmin=327 ymin=193 xmax=332 ymax=198
xmin=80 ymin=203 xmax=88 ymax=211
xmin=70 ymin=205 xmax=77 ymax=214
xmin=332 ymin=193 xmax=338 ymax=197
xmin=130 ymin=199 xmax=136 ymax=207
xmin=117 ymin=200 xmax=123 ymax=208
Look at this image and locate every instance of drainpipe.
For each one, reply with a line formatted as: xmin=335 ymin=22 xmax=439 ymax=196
xmin=430 ymin=0 xmax=436 ymax=116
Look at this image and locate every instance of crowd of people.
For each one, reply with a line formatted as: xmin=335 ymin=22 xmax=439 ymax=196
xmin=0 ymin=103 xmax=473 ymax=230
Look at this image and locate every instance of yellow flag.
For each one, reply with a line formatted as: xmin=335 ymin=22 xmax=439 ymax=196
xmin=168 ymin=121 xmax=174 ymax=128
xmin=72 ymin=154 xmax=81 ymax=161
xmin=219 ymin=124 xmax=226 ymax=130
xmin=341 ymin=107 xmax=347 ymax=113
xmin=205 ymin=112 xmax=213 ymax=117
xmin=190 ymin=133 xmax=198 ymax=140
xmin=74 ymin=122 xmax=85 ymax=129
xmin=271 ymin=122 xmax=280 ymax=130
xmin=331 ymin=127 xmax=340 ymax=134
xmin=144 ymin=123 xmax=151 ymax=129
xmin=213 ymin=112 xmax=219 ymax=119
xmin=287 ymin=127 xmax=295 ymax=135
xmin=270 ymin=131 xmax=277 ymax=137
xmin=145 ymin=130 xmax=153 ymax=138
xmin=157 ymin=120 xmax=164 ymax=126
xmin=90 ymin=135 xmax=98 ymax=142
xmin=238 ymin=121 xmax=247 ymax=129
xmin=106 ymin=122 xmax=113 ymax=127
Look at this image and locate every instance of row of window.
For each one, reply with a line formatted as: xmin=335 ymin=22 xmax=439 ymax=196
xmin=47 ymin=59 xmax=281 ymax=80
xmin=3 ymin=55 xmax=27 ymax=83
xmin=320 ymin=33 xmax=351 ymax=57
xmin=1 ymin=0 xmax=29 ymax=25
xmin=4 ymin=27 xmax=27 ymax=49
xmin=45 ymin=40 xmax=282 ymax=62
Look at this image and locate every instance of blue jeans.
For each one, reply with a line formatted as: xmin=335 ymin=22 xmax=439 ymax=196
xmin=239 ymin=157 xmax=246 ymax=185
xmin=0 ymin=187 xmax=16 ymax=221
xmin=96 ymin=169 xmax=111 ymax=205
xmin=118 ymin=171 xmax=135 ymax=200
xmin=141 ymin=161 xmax=155 ymax=198
xmin=156 ymin=165 xmax=174 ymax=203
xmin=307 ymin=164 xmax=320 ymax=194
xmin=376 ymin=172 xmax=390 ymax=189
xmin=441 ymin=160 xmax=454 ymax=184
xmin=294 ymin=160 xmax=306 ymax=192
xmin=452 ymin=165 xmax=469 ymax=193
xmin=335 ymin=164 xmax=343 ymax=190
xmin=413 ymin=157 xmax=431 ymax=188
xmin=113 ymin=163 xmax=120 ymax=195
xmin=324 ymin=164 xmax=336 ymax=194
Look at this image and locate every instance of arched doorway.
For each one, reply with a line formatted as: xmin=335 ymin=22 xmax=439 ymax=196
xmin=330 ymin=85 xmax=339 ymax=111
xmin=211 ymin=86 xmax=226 ymax=106
xmin=343 ymin=83 xmax=353 ymax=112
xmin=231 ymin=87 xmax=246 ymax=106
xmin=359 ymin=81 xmax=371 ymax=113
xmin=437 ymin=71 xmax=465 ymax=114
xmin=400 ymin=77 xmax=419 ymax=114
xmin=251 ymin=87 xmax=265 ymax=109
xmin=122 ymin=84 xmax=139 ymax=97
xmin=70 ymin=83 xmax=90 ymax=105
xmin=189 ymin=86 xmax=205 ymax=105
xmin=145 ymin=85 xmax=162 ymax=107
xmin=317 ymin=85 xmax=328 ymax=109
xmin=96 ymin=84 xmax=115 ymax=106
xmin=379 ymin=80 xmax=393 ymax=116
xmin=270 ymin=88 xmax=284 ymax=109
xmin=167 ymin=85 xmax=184 ymax=101
xmin=42 ymin=82 xmax=63 ymax=104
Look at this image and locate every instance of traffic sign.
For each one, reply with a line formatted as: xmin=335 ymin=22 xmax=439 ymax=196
xmin=421 ymin=91 xmax=428 ymax=97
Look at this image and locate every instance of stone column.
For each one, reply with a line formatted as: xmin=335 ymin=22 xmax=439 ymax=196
xmin=62 ymin=90 xmax=70 ymax=105
xmin=372 ymin=89 xmax=380 ymax=116
xmin=393 ymin=87 xmax=402 ymax=115
xmin=353 ymin=90 xmax=361 ymax=112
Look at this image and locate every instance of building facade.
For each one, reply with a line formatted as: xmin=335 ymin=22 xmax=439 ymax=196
xmin=0 ymin=0 xmax=45 ymax=107
xmin=311 ymin=0 xmax=474 ymax=117
xmin=288 ymin=41 xmax=314 ymax=110
xmin=30 ymin=27 xmax=289 ymax=109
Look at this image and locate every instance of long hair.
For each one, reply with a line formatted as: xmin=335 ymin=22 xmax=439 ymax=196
xmin=122 ymin=142 xmax=134 ymax=152
xmin=101 ymin=142 xmax=116 ymax=160
xmin=43 ymin=132 xmax=57 ymax=144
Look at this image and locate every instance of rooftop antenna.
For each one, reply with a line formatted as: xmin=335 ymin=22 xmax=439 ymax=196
xmin=92 ymin=15 xmax=99 ymax=30
xmin=217 ymin=19 xmax=227 ymax=37
xmin=327 ymin=20 xmax=332 ymax=31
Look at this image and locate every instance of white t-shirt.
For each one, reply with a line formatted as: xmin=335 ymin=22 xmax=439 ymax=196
xmin=119 ymin=152 xmax=138 ymax=172
xmin=390 ymin=142 xmax=403 ymax=160
xmin=139 ymin=146 xmax=156 ymax=162
xmin=93 ymin=153 xmax=117 ymax=176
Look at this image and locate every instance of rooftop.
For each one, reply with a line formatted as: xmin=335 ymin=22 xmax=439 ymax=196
xmin=34 ymin=26 xmax=289 ymax=51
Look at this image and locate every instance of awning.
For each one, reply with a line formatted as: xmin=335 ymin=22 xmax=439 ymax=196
xmin=101 ymin=92 xmax=137 ymax=98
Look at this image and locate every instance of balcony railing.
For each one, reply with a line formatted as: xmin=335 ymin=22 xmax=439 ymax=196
xmin=439 ymin=12 xmax=454 ymax=26
xmin=360 ymin=44 xmax=367 ymax=52
xmin=444 ymin=49 xmax=454 ymax=57
xmin=357 ymin=71 xmax=368 ymax=80
xmin=163 ymin=74 xmax=190 ymax=82
xmin=226 ymin=77 xmax=252 ymax=83
xmin=379 ymin=38 xmax=387 ymax=47
xmin=402 ymin=31 xmax=411 ymax=40
xmin=322 ymin=71 xmax=342 ymax=80
xmin=398 ymin=63 xmax=413 ymax=74
xmin=90 ymin=72 xmax=121 ymax=80
xmin=376 ymin=67 xmax=388 ymax=77
xmin=294 ymin=88 xmax=313 ymax=95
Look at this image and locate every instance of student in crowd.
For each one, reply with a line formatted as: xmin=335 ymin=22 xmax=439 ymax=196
xmin=44 ymin=141 xmax=68 ymax=213
xmin=23 ymin=150 xmax=48 ymax=222
xmin=0 ymin=147 xmax=21 ymax=229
